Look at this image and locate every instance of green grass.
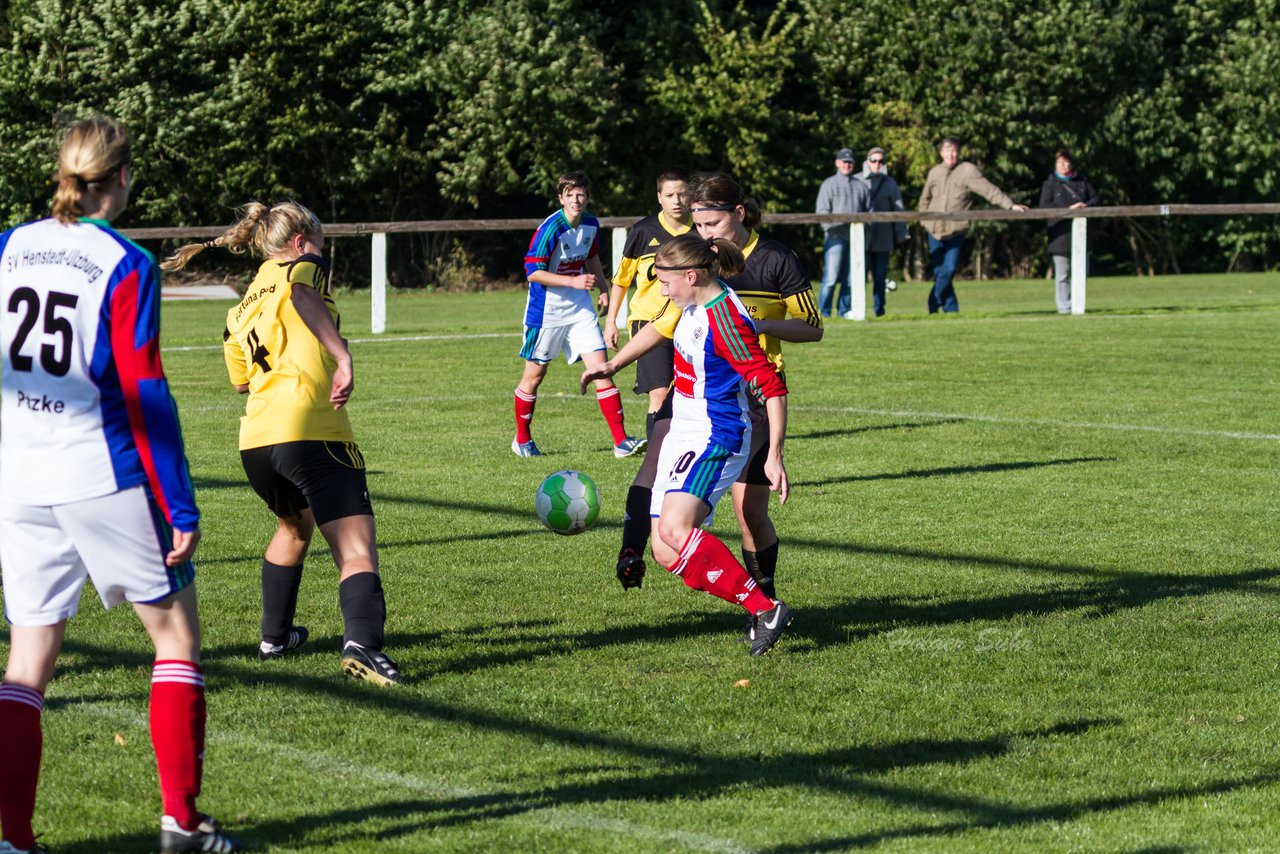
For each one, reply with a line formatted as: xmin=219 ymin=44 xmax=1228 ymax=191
xmin=9 ymin=272 xmax=1280 ymax=852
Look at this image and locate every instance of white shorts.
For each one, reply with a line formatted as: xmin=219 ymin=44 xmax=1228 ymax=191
xmin=0 ymin=485 xmax=194 ymax=627
xmin=651 ymin=418 xmax=751 ymax=525
xmin=519 ymin=315 xmax=607 ymax=365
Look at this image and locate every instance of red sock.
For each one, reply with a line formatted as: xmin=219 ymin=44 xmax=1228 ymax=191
xmin=668 ymin=529 xmax=775 ymax=613
xmin=0 ymin=683 xmax=44 ymax=851
xmin=596 ymin=385 xmax=628 ymax=444
xmin=514 ymin=388 xmax=537 ymax=443
xmin=150 ymin=661 xmax=205 ymax=831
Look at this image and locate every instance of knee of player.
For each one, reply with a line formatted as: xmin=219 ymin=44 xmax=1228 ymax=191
xmin=655 ymin=516 xmax=692 ymax=554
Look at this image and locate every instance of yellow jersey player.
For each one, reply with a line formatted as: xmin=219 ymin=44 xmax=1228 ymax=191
xmin=163 ymin=201 xmax=402 ymax=687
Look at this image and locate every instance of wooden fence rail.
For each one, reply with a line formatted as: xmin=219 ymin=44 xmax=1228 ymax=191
xmin=125 ymin=203 xmax=1280 ymax=331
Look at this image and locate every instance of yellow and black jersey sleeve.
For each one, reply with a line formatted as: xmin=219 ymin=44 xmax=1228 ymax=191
xmin=784 ymin=291 xmax=823 ymax=329
xmin=648 ymin=298 xmax=681 ymax=339
xmin=223 ymin=324 xmax=249 ymax=387
xmin=725 ymin=233 xmax=817 ymax=372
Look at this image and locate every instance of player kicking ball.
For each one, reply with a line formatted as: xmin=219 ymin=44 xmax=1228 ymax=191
xmin=513 ymin=171 xmax=644 ymax=458
xmin=581 ymin=234 xmax=794 ymax=656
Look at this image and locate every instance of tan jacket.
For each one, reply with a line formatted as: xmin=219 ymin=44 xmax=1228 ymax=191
xmin=917 ymin=161 xmax=1015 ymax=239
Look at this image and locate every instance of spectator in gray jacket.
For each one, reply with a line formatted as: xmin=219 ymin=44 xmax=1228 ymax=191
xmin=1039 ymin=148 xmax=1100 ymax=313
xmin=857 ymin=146 xmax=908 ymax=317
xmin=816 ymin=147 xmax=870 ymax=319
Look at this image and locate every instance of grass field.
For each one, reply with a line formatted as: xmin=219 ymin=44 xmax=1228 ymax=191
xmin=8 ymin=272 xmax=1280 ymax=852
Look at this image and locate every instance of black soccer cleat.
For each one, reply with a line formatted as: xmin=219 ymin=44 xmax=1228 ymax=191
xmin=749 ymin=601 xmax=794 ymax=657
xmin=341 ymin=641 xmax=403 ymax=686
xmin=258 ymin=625 xmax=309 ymax=660
xmin=739 ymin=613 xmax=756 ymax=644
xmin=616 ymin=547 xmax=647 ymax=590
xmin=158 ymin=813 xmax=243 ymax=853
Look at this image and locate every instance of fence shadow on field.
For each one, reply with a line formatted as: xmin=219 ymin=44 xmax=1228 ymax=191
xmin=793 ymin=456 xmax=1113 ymax=488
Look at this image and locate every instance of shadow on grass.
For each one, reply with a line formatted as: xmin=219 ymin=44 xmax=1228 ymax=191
xmin=40 ymin=565 xmax=1280 ymax=852
xmin=795 ymin=456 xmax=1113 ymax=488
xmin=50 ymin=701 xmax=1280 ymax=854
xmin=788 ymin=418 xmax=965 ymax=442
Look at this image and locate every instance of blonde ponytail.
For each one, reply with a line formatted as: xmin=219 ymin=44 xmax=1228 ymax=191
xmin=162 ymin=201 xmax=320 ymax=271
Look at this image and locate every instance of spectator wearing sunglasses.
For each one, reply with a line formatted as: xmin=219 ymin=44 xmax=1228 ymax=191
xmin=856 ymin=147 xmax=908 ymax=317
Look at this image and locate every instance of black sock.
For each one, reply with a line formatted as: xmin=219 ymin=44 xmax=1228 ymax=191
xmin=645 ymin=411 xmax=658 ymax=441
xmin=261 ymin=560 xmax=304 ymax=644
xmin=741 ymin=539 xmax=779 ymax=600
xmin=621 ymin=485 xmax=652 ymax=556
xmin=339 ymin=572 xmax=387 ymax=650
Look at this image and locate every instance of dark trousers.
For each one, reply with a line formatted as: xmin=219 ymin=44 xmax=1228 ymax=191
xmin=926 ymin=234 xmax=965 ymax=313
xmin=868 ymin=250 xmax=891 ymax=316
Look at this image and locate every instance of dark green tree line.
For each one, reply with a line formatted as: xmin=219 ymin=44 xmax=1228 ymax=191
xmin=1 ymin=0 xmax=1277 ymax=284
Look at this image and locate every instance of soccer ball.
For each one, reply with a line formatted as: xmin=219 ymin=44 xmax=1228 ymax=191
xmin=535 ymin=470 xmax=601 ymax=536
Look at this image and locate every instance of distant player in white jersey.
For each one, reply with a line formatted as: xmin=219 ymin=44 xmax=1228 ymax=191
xmin=512 ymin=170 xmax=644 ymax=459
xmin=582 ymin=234 xmax=795 ymax=656
xmin=0 ymin=119 xmax=240 ymax=853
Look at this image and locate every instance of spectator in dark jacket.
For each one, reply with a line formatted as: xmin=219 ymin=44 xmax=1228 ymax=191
xmin=1039 ymin=148 xmax=1101 ymax=314
xmin=856 ymin=146 xmax=907 ymax=317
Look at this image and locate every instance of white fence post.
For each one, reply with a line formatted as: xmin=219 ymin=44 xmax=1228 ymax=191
xmin=611 ymin=226 xmax=629 ymax=328
xmin=371 ymin=232 xmax=387 ymax=334
xmin=1070 ymin=217 xmax=1087 ymax=316
xmin=847 ymin=222 xmax=866 ymax=321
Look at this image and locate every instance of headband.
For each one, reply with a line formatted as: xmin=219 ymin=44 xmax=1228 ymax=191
xmin=689 ymin=203 xmax=736 ymax=212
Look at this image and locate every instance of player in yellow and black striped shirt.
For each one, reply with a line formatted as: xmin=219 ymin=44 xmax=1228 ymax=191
xmin=164 ymin=201 xmax=403 ymax=686
xmin=604 ymin=169 xmax=691 ymax=415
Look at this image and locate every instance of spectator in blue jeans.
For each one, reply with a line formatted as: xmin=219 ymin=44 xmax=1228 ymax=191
xmin=815 ymin=147 xmax=869 ymax=318
xmin=917 ymin=137 xmax=1027 ymax=313
xmin=857 ymin=146 xmax=908 ymax=317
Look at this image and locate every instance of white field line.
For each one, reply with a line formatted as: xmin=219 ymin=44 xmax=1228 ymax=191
xmin=805 ymin=405 xmax=1280 ymax=442
xmin=166 ymin=333 xmax=512 ymax=353
xmin=79 ymin=703 xmax=753 ymax=854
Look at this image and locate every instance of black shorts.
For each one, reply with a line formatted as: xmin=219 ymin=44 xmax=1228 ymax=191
xmin=630 ymin=320 xmax=675 ymax=395
xmin=241 ymin=441 xmax=373 ymax=526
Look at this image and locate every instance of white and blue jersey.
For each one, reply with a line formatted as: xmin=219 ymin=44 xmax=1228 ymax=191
xmin=653 ymin=284 xmax=787 ymax=516
xmin=0 ymin=217 xmax=198 ymax=531
xmin=522 ymin=210 xmax=601 ymax=328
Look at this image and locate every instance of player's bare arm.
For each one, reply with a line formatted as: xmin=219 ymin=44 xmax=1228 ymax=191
xmin=754 ymin=317 xmax=824 ymax=343
xmin=604 ymin=283 xmax=628 ymax=348
xmin=291 ymin=283 xmax=354 ymax=408
xmin=763 ymin=394 xmax=789 ymax=504
xmin=587 ymin=255 xmax=610 ymax=312
xmin=580 ymin=322 xmax=665 ymax=393
xmin=529 ymin=269 xmax=597 ymax=290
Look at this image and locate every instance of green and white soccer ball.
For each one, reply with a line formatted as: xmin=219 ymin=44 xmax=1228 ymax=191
xmin=535 ymin=470 xmax=601 ymax=536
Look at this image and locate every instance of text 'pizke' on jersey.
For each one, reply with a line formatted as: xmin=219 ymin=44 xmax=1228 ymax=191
xmin=611 ymin=211 xmax=691 ymax=323
xmin=722 ymin=231 xmax=821 ymax=373
xmin=0 ymin=217 xmax=198 ymax=529
xmin=223 ymin=254 xmax=354 ymax=450
xmin=522 ymin=210 xmax=601 ymax=328
xmin=671 ymin=284 xmax=787 ymax=453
